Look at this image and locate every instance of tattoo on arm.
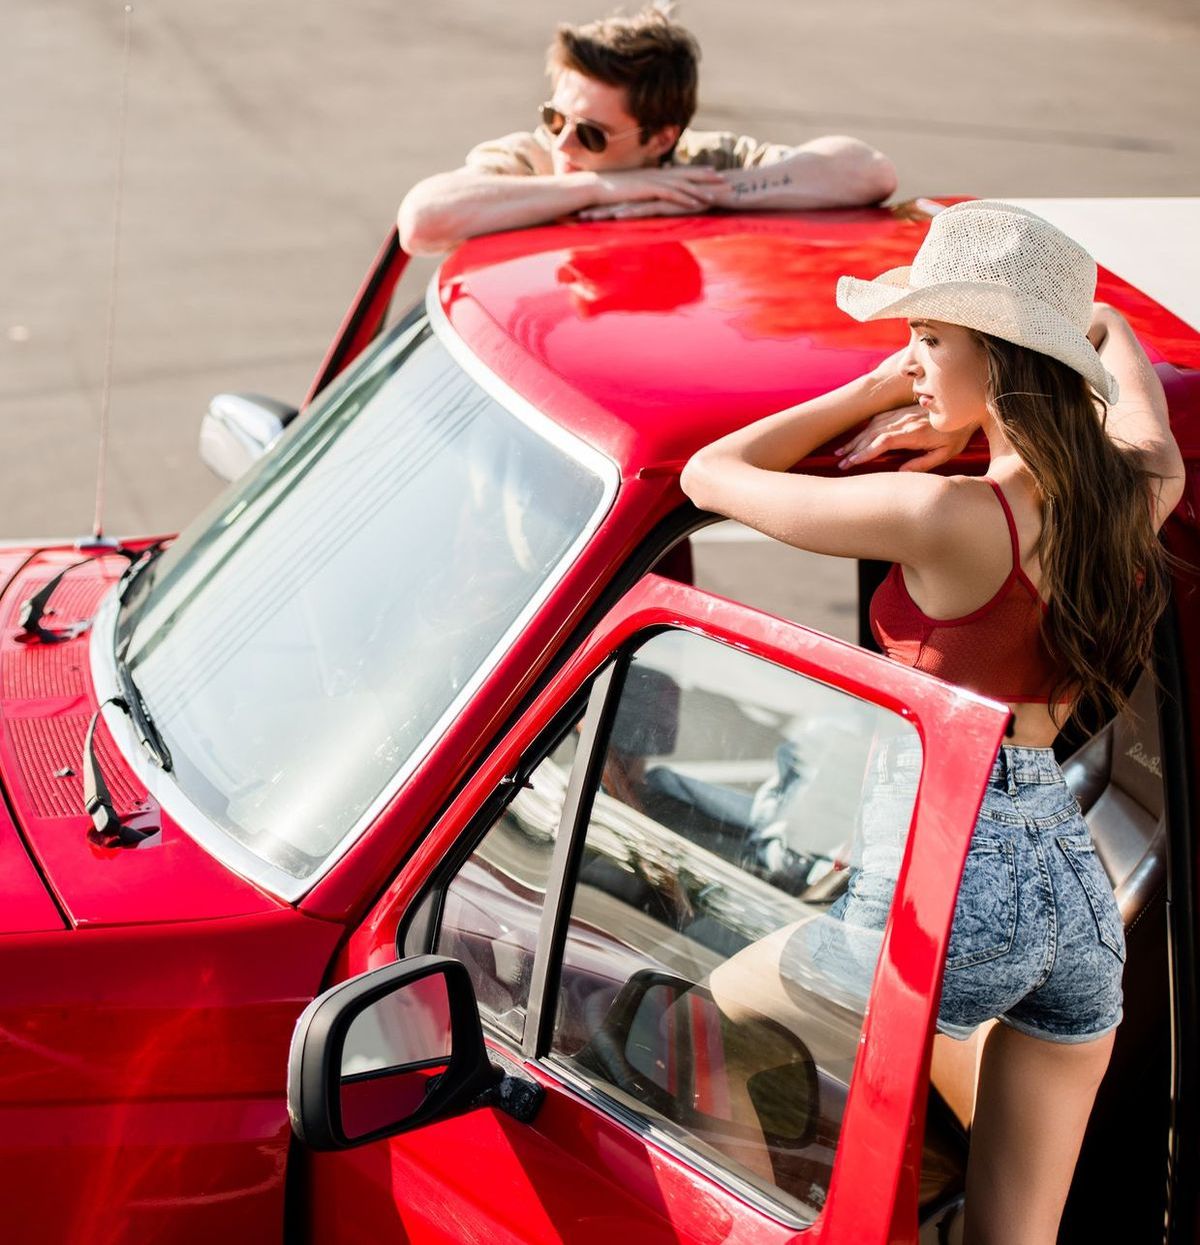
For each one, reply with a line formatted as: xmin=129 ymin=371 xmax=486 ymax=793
xmin=731 ymin=172 xmax=794 ymax=198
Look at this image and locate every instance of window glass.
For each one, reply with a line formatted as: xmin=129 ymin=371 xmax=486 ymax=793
xmin=550 ymin=630 xmax=920 ymax=1221
xmin=436 ymin=723 xmax=582 ymax=1042
xmin=119 ymin=322 xmax=612 ymax=884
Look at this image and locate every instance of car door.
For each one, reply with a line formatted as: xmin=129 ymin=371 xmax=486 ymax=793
xmin=296 ymin=573 xmax=1009 ymax=1245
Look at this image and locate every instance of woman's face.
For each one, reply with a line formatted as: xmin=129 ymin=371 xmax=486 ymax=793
xmin=900 ymin=319 xmax=990 ymax=432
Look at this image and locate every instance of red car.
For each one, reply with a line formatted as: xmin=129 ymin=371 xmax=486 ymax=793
xmin=2 ymin=202 xmax=1197 ymax=1245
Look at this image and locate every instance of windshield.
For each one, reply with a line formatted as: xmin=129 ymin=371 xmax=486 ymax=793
xmin=116 ymin=316 xmax=614 ymax=885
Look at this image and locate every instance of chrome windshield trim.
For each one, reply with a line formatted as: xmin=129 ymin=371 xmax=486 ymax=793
xmin=424 ymin=280 xmax=621 ymax=478
xmin=91 ymin=296 xmax=620 ymax=904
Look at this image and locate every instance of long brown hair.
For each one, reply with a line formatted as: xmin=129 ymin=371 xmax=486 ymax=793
xmin=975 ymin=332 xmax=1170 ymax=725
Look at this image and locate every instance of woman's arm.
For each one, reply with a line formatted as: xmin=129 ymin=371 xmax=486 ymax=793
xmin=1090 ymin=305 xmax=1185 ymax=529
xmin=680 ymin=356 xmax=967 ymax=564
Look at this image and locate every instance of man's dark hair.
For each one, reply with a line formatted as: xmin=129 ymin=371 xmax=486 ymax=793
xmin=547 ymin=8 xmax=700 ymax=142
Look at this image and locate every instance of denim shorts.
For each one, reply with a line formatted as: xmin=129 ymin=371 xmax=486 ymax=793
xmin=837 ymin=742 xmax=1125 ymax=1044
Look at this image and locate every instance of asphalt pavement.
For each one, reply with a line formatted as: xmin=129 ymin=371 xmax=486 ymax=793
xmin=3 ymin=0 xmax=1197 ymax=540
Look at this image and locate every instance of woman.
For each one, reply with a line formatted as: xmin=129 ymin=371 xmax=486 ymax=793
xmin=680 ymin=201 xmax=1184 ymax=1244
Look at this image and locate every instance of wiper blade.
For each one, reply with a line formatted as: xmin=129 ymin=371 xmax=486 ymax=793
xmin=117 ymin=539 xmax=168 ymax=604
xmin=17 ymin=557 xmax=96 ymax=644
xmin=16 ymin=539 xmax=158 ymax=644
xmin=82 ymin=698 xmax=156 ymax=846
xmin=114 ymin=648 xmax=173 ymax=772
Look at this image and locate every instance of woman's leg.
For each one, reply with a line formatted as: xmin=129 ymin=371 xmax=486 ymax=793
xmin=929 ymin=1022 xmax=994 ymax=1130
xmin=963 ymin=1022 xmax=1114 ymax=1245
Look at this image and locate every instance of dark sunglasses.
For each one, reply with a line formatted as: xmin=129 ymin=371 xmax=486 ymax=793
xmin=539 ymin=103 xmax=643 ymax=154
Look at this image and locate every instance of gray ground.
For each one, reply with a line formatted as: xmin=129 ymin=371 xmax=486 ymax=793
xmin=3 ymin=0 xmax=1198 ymax=540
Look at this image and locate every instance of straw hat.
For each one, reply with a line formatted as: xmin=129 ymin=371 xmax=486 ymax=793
xmin=837 ymin=200 xmax=1119 ymax=403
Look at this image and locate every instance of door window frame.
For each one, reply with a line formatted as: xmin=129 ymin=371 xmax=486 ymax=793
xmin=365 ymin=572 xmax=1008 ymax=1238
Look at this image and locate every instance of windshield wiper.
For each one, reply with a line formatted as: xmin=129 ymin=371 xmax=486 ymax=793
xmin=82 ymin=698 xmax=155 ymax=845
xmin=113 ymin=639 xmax=172 ymax=772
xmin=117 ymin=540 xmax=168 ymax=605
xmin=81 ymin=654 xmax=171 ymax=844
xmin=16 ymin=539 xmax=164 ymax=644
xmin=18 ymin=548 xmax=134 ymax=644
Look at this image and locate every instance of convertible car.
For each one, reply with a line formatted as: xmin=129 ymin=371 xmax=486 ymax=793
xmin=1 ymin=199 xmax=1197 ymax=1245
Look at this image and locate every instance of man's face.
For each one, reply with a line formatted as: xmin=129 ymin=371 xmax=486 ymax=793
xmin=544 ymin=68 xmax=678 ymax=175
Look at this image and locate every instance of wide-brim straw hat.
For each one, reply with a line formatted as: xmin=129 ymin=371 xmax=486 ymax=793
xmin=837 ymin=200 xmax=1119 ymax=403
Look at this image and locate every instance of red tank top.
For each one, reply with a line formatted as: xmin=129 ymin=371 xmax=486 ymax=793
xmin=869 ymin=479 xmax=1063 ymax=703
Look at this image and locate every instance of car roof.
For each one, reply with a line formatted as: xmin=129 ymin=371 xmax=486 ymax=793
xmin=437 ymin=206 xmax=1200 ymax=470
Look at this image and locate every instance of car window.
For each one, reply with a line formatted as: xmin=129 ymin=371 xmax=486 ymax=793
xmin=115 ymin=320 xmax=616 ymax=893
xmin=547 ymin=629 xmax=921 ymax=1223
xmin=435 ymin=722 xmax=583 ymax=1043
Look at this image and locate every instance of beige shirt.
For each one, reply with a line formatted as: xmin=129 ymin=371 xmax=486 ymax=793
xmin=464 ymin=127 xmax=794 ymax=176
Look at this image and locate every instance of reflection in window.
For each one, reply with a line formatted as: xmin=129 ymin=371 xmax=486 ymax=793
xmin=124 ymin=324 xmax=611 ymax=883
xmin=436 ymin=725 xmax=581 ymax=1042
xmin=551 ymin=630 xmax=920 ymax=1221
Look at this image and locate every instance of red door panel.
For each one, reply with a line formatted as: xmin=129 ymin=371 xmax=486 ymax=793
xmin=311 ymin=575 xmax=1009 ymax=1244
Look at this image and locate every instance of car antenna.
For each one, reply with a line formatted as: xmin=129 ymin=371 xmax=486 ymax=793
xmin=13 ymin=5 xmax=142 ymax=644
xmin=86 ymin=2 xmax=136 ymax=554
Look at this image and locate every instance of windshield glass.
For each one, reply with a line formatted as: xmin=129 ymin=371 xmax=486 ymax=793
xmin=117 ymin=317 xmax=613 ymax=884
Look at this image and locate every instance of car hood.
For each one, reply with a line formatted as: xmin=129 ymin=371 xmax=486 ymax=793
xmin=0 ymin=545 xmax=282 ymax=930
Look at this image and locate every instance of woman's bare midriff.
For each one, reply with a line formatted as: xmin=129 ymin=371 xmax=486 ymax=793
xmin=1006 ymin=700 xmax=1069 ymax=749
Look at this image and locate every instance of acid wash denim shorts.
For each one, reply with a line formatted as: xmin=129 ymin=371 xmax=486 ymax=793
xmin=834 ymin=741 xmax=1125 ymax=1044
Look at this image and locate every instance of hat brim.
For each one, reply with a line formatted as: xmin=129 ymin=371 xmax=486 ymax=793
xmin=836 ymin=273 xmax=1119 ymax=404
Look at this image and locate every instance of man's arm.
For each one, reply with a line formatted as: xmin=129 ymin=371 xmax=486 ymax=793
xmin=398 ymin=165 xmax=726 ymax=256
xmin=713 ymin=135 xmax=897 ymax=211
xmin=579 ymin=134 xmax=898 ymax=222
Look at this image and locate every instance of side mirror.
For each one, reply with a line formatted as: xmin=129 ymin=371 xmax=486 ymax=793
xmin=288 ymin=955 xmax=538 ymax=1151
xmin=289 ymin=956 xmax=491 ymax=1150
xmin=199 ymin=392 xmax=298 ymax=482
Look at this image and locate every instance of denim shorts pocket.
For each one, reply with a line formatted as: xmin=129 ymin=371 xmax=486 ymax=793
xmin=1058 ymin=835 xmax=1126 ymax=962
xmin=946 ymin=837 xmax=1018 ymax=970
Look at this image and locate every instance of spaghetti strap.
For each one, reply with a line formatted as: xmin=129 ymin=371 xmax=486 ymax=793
xmin=984 ymin=478 xmax=1021 ymax=570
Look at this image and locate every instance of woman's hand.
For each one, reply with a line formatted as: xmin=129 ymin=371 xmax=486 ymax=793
xmin=835 ymin=403 xmax=973 ymax=471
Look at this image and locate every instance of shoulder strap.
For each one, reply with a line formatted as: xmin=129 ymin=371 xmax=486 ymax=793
xmin=984 ymin=478 xmax=1021 ymax=573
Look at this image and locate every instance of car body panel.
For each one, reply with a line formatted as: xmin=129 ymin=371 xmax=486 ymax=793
xmin=0 ymin=908 xmax=343 ymax=1244
xmin=0 ymin=550 xmax=284 ymax=927
xmin=439 ymin=209 xmax=1200 ymax=464
xmin=0 ymin=794 xmax=66 ymax=933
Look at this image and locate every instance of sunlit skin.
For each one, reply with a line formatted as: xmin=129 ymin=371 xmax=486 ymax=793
xmin=898 ymin=318 xmax=1063 ymax=747
xmin=900 ymin=318 xmax=990 ymax=432
xmin=545 ymin=68 xmax=678 ymax=175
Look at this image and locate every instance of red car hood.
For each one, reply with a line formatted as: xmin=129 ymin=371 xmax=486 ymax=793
xmin=0 ymin=545 xmax=282 ymax=931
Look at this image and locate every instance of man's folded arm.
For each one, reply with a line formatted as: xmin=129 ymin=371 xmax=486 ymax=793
xmin=398 ymin=162 xmax=726 ymax=255
xmin=398 ymin=168 xmax=601 ymax=256
xmin=714 ymin=135 xmax=898 ymax=211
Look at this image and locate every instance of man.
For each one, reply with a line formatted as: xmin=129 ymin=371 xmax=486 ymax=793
xmin=399 ymin=8 xmax=897 ymax=256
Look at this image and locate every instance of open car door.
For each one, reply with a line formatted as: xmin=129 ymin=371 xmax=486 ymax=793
xmin=292 ymin=574 xmax=1010 ymax=1244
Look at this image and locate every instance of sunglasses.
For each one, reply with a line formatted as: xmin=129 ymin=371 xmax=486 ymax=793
xmin=539 ymin=103 xmax=644 ymax=154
